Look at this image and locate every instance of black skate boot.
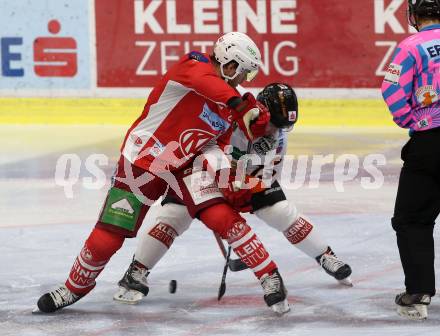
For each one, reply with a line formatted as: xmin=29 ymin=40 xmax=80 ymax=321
xmin=395 ymin=292 xmax=431 ymax=320
xmin=36 ymin=285 xmax=81 ymax=313
xmin=113 ymin=257 xmax=150 ymax=304
xmin=260 ymin=269 xmax=290 ymax=315
xmin=316 ymin=247 xmax=353 ymax=286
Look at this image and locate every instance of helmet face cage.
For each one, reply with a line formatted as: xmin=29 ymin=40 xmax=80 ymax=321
xmin=214 ymin=32 xmax=261 ymax=82
xmin=257 ymin=83 xmax=298 ymax=130
xmin=408 ymin=0 xmax=440 ymax=28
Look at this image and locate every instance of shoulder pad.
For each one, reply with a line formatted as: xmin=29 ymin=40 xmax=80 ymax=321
xmin=188 ymin=51 xmax=209 ymax=63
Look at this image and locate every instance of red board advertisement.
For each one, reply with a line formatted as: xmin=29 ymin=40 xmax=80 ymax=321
xmin=95 ymin=0 xmax=413 ymax=88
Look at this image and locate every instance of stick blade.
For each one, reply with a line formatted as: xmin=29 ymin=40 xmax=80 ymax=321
xmin=217 ymin=282 xmax=226 ymax=301
xmin=228 ymin=258 xmax=248 ymax=272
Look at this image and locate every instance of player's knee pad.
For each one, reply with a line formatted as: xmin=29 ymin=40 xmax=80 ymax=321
xmin=145 ymin=203 xmax=192 ymax=249
xmin=86 ymin=227 xmax=125 ymax=261
xmin=225 ymin=221 xmax=252 ymax=244
xmin=255 ymin=199 xmax=298 ymax=232
xmin=199 ymin=203 xmax=246 ymax=239
xmin=155 ymin=203 xmax=192 ymax=236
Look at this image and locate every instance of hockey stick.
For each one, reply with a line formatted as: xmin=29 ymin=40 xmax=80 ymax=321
xmin=214 ymin=232 xmax=248 ymax=272
xmin=217 ymin=245 xmax=231 ymax=301
xmin=214 ymin=134 xmax=255 ymax=299
xmin=212 ymin=141 xmax=252 ymax=273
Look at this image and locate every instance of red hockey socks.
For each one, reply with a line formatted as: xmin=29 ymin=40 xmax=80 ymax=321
xmin=226 ymin=221 xmax=276 ymax=278
xmin=199 ymin=203 xmax=276 ymax=279
xmin=65 ymin=227 xmax=125 ymax=296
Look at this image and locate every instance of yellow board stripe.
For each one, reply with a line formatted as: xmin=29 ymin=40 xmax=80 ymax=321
xmin=0 ymin=98 xmax=394 ymax=126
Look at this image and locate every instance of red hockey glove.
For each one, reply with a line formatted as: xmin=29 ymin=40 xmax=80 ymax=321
xmin=220 ymin=184 xmax=253 ymax=213
xmin=250 ymin=101 xmax=270 ymax=139
xmin=232 ymin=92 xmax=270 ymax=141
xmin=216 ymin=169 xmax=253 ymax=213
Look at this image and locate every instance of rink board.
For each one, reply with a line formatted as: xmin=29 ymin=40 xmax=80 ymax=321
xmin=0 ymin=98 xmax=394 ymax=127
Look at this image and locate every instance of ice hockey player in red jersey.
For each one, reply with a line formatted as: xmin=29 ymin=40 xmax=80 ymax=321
xmin=36 ymin=32 xmax=275 ymax=313
xmin=113 ymin=83 xmax=352 ymax=314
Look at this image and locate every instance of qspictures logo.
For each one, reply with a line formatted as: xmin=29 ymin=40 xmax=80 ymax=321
xmin=54 ymin=149 xmax=387 ymax=201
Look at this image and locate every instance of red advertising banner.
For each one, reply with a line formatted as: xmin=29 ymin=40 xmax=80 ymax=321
xmin=95 ymin=0 xmax=413 ymax=88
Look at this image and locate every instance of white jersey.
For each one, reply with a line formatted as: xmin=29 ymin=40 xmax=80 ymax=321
xmin=229 ymin=126 xmax=288 ymax=182
xmin=231 ymin=84 xmax=288 ymax=180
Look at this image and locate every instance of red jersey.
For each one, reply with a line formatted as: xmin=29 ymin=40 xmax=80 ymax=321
xmin=121 ymin=52 xmax=240 ymax=172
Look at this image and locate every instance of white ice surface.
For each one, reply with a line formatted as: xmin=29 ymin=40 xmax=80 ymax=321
xmin=1 ymin=126 xmax=439 ymax=336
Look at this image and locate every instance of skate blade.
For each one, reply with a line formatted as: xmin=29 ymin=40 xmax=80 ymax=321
xmin=338 ymin=276 xmax=353 ymax=287
xmin=32 ymin=306 xmax=44 ymax=314
xmin=397 ymin=304 xmax=428 ymax=320
xmin=31 ymin=306 xmax=55 ymax=315
xmin=270 ymin=299 xmax=290 ymax=315
xmin=113 ymin=287 xmax=145 ymax=304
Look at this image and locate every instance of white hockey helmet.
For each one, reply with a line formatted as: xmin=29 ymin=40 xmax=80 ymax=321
xmin=213 ymin=32 xmax=261 ymax=82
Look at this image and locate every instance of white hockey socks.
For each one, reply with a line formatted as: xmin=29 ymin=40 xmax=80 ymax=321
xmin=283 ymin=215 xmax=328 ymax=259
xmin=135 ymin=221 xmax=178 ymax=269
xmin=135 ymin=203 xmax=192 ymax=268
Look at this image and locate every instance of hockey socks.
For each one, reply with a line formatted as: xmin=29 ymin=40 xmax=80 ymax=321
xmin=65 ymin=227 xmax=125 ymax=296
xmin=135 ymin=221 xmax=179 ymax=269
xmin=283 ymin=215 xmax=328 ymax=258
xmin=198 ymin=203 xmax=276 ymax=279
xmin=255 ymin=202 xmax=328 ymax=259
xmin=226 ymin=221 xmax=276 ymax=279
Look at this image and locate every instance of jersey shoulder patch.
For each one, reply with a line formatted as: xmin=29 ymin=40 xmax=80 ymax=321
xmin=384 ymin=63 xmax=402 ymax=85
xmin=188 ymin=51 xmax=209 ymax=63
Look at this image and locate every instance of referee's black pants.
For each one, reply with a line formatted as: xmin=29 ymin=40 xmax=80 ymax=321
xmin=392 ymin=127 xmax=440 ymax=296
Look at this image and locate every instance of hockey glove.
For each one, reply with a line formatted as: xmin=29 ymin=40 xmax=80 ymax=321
xmin=220 ymin=183 xmax=253 ymax=213
xmin=216 ymin=169 xmax=253 ymax=213
xmin=232 ymin=93 xmax=270 ymax=141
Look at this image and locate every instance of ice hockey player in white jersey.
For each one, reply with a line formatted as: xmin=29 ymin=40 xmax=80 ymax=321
xmin=114 ymin=83 xmax=353 ymax=307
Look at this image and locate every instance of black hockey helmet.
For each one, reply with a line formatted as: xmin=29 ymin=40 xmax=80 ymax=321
xmin=408 ymin=0 xmax=440 ymax=29
xmin=257 ymin=83 xmax=298 ymax=129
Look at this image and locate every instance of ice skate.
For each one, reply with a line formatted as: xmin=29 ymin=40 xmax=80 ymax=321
xmin=395 ymin=292 xmax=430 ymax=320
xmin=113 ymin=258 xmax=150 ymax=304
xmin=36 ymin=285 xmax=81 ymax=313
xmin=317 ymin=247 xmax=353 ymax=286
xmin=260 ymin=269 xmax=290 ymax=315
